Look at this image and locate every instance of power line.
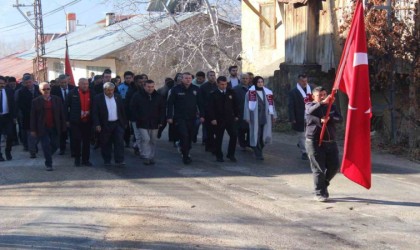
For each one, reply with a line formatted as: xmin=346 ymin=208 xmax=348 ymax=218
xmin=0 ymin=0 xmax=81 ymax=31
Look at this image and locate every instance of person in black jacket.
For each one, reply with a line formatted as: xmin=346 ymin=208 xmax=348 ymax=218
xmin=126 ymin=74 xmax=147 ymax=154
xmin=305 ymin=86 xmax=342 ymax=202
xmin=51 ymin=74 xmax=75 ymax=155
xmin=207 ymin=76 xmax=239 ymax=162
xmin=16 ymin=74 xmax=41 ymax=157
xmin=67 ymin=78 xmax=94 ymax=166
xmin=130 ymin=80 xmax=165 ymax=165
xmin=92 ymin=82 xmax=127 ymax=166
xmin=0 ymin=76 xmax=17 ymax=161
xmin=288 ymin=74 xmax=313 ymax=160
xmin=167 ymin=72 xmax=203 ymax=164
xmin=199 ymin=71 xmax=218 ymax=153
xmin=233 ymin=73 xmax=252 ymax=150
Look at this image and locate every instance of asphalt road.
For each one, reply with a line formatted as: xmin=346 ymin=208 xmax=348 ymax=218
xmin=0 ymin=131 xmax=419 ymax=249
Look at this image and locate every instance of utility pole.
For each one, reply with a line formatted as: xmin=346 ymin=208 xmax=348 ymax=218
xmin=13 ymin=0 xmax=47 ymax=82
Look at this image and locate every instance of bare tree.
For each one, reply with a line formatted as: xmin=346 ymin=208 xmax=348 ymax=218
xmin=109 ymin=0 xmax=241 ymax=82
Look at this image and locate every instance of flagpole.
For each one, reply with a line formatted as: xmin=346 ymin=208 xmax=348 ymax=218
xmin=318 ymin=1 xmax=360 ymax=146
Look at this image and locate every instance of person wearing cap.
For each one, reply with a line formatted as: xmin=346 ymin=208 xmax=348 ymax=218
xmin=92 ymin=82 xmax=127 ymax=167
xmin=288 ymin=74 xmax=313 ymax=160
xmin=51 ymin=74 xmax=75 ymax=155
xmin=30 ymin=82 xmax=67 ymax=171
xmin=16 ymin=73 xmax=41 ymax=157
xmin=0 ymin=76 xmax=17 ymax=161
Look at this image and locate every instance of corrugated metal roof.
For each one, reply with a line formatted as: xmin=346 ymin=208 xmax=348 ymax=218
xmin=0 ymin=53 xmax=33 ymax=79
xmin=18 ymin=12 xmax=201 ymax=61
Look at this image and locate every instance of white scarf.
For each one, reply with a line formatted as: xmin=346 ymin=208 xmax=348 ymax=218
xmin=248 ymin=86 xmax=274 ymax=114
xmin=296 ymin=83 xmax=311 ymax=98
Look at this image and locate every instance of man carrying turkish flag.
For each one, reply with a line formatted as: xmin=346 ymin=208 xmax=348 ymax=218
xmin=320 ymin=0 xmax=372 ymax=189
xmin=65 ymin=39 xmax=75 ymax=86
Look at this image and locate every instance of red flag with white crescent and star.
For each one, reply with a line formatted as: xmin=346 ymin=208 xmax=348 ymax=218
xmin=333 ymin=0 xmax=371 ymax=189
xmin=65 ymin=39 xmax=75 ymax=86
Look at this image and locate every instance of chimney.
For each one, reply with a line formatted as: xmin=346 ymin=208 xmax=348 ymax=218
xmin=66 ymin=13 xmax=76 ymax=33
xmin=105 ymin=13 xmax=116 ymax=26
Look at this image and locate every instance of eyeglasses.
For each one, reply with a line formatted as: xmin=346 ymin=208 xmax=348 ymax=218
xmin=42 ymin=88 xmax=51 ymax=91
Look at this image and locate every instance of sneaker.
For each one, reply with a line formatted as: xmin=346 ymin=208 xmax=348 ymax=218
xmin=301 ymin=153 xmax=309 ymax=160
xmin=314 ymin=195 xmax=328 ymax=202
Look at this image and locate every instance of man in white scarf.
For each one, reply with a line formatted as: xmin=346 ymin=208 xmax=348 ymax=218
xmin=244 ymin=76 xmax=277 ymax=160
xmin=288 ymin=74 xmax=312 ymax=160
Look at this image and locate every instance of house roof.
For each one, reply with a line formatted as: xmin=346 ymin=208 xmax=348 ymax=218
xmin=0 ymin=52 xmax=33 ymax=80
xmin=18 ymin=12 xmax=219 ymax=61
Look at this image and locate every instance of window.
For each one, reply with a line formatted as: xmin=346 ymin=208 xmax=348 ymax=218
xmin=260 ymin=3 xmax=276 ymax=49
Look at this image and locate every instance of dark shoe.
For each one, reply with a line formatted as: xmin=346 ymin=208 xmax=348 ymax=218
xmin=45 ymin=165 xmax=53 ymax=171
xmin=227 ymin=155 xmax=237 ymax=162
xmin=256 ymin=156 xmax=264 ymax=161
xmin=301 ymin=153 xmax=309 ymax=160
xmin=143 ymin=159 xmax=151 ymax=165
xmin=149 ymin=159 xmax=155 ymax=165
xmin=58 ymin=150 xmax=65 ymax=155
xmin=133 ymin=147 xmax=140 ymax=156
xmin=5 ymin=152 xmax=12 ymax=161
xmin=74 ymin=158 xmax=81 ymax=167
xmin=82 ymin=161 xmax=93 ymax=167
xmin=183 ymin=156 xmax=192 ymax=165
xmin=30 ymin=153 xmax=36 ymax=159
xmin=0 ymin=155 xmax=5 ymax=161
xmin=216 ymin=157 xmax=224 ymax=162
xmin=104 ymin=161 xmax=112 ymax=166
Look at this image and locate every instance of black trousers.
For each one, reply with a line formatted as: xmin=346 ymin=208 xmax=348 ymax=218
xmin=71 ymin=121 xmax=92 ymax=162
xmin=175 ymin=119 xmax=195 ymax=158
xmin=124 ymin=125 xmax=131 ymax=146
xmin=305 ymin=139 xmax=339 ymax=197
xmin=214 ymin=122 xmax=237 ymax=159
xmin=237 ymin=120 xmax=250 ymax=148
xmin=0 ymin=115 xmax=14 ymax=154
xmin=59 ymin=129 xmax=73 ymax=154
xmin=204 ymin=120 xmax=216 ymax=152
xmin=100 ymin=121 xmax=125 ymax=163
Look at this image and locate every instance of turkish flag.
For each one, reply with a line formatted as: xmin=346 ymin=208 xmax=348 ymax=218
xmin=65 ymin=40 xmax=75 ymax=86
xmin=333 ymin=0 xmax=371 ymax=189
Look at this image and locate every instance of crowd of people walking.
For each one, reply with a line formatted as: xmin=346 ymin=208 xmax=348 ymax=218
xmin=0 ymin=68 xmax=341 ymax=202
